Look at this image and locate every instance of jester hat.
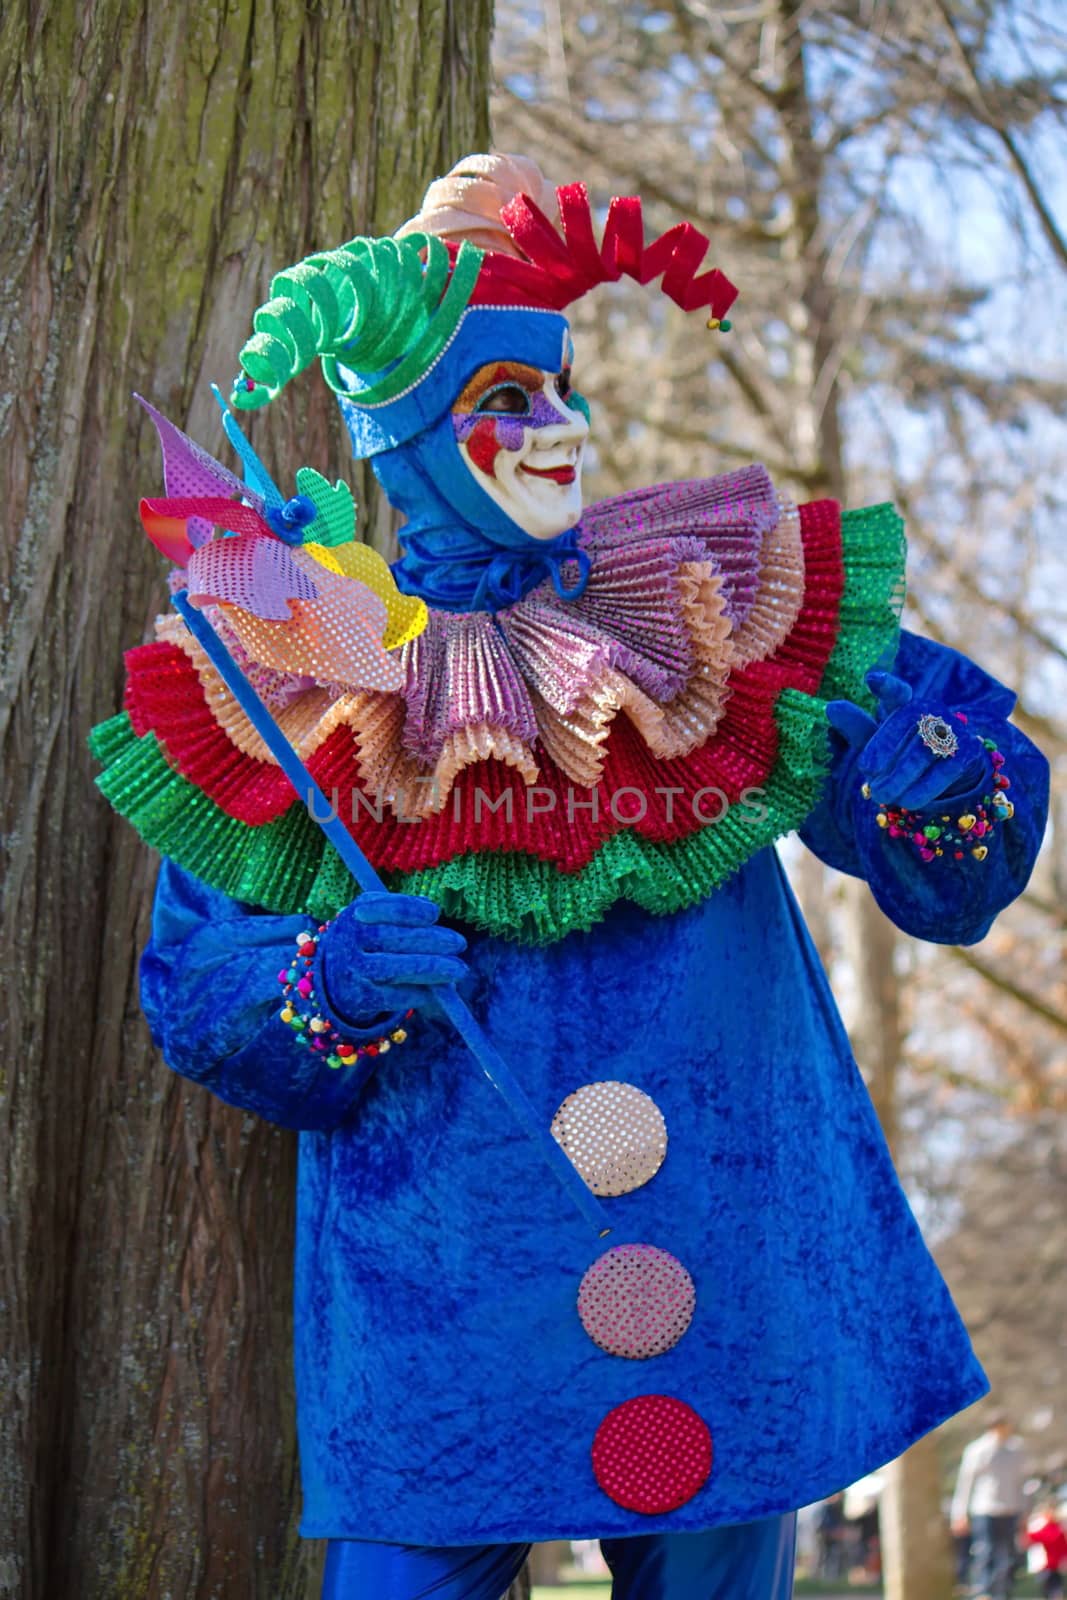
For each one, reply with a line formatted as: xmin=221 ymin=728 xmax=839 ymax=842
xmin=228 ymin=155 xmax=739 ymax=609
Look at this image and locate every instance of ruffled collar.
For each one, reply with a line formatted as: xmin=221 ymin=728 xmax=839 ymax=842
xmin=98 ymin=468 xmax=909 ymax=941
xmin=164 ymin=464 xmax=798 ymax=817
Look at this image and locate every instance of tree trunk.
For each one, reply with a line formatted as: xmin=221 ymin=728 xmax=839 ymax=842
xmin=778 ymin=11 xmax=953 ymax=1595
xmin=878 ymin=1434 xmax=957 ymax=1600
xmin=505 ymin=1566 xmax=533 ymax=1600
xmin=0 ymin=3 xmax=490 ymax=1596
xmin=528 ymin=1541 xmax=570 ymax=1584
xmin=845 ymin=891 xmax=955 ymax=1600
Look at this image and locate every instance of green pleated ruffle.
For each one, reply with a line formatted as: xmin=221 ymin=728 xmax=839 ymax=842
xmin=822 ymin=502 xmax=906 ymax=709
xmin=90 ymin=711 xmax=348 ymax=918
xmin=90 ymin=501 xmax=905 ymax=943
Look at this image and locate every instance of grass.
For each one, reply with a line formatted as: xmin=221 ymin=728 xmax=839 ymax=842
xmin=531 ymin=1580 xmax=883 ymax=1593
xmin=533 ymin=1588 xmax=611 ymax=1599
xmin=533 ymin=1580 xmax=1044 ymax=1599
xmin=531 ymin=1583 xmax=880 ymax=1598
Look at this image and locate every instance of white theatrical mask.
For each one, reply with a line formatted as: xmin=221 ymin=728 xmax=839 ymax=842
xmin=453 ymin=360 xmax=590 ymax=541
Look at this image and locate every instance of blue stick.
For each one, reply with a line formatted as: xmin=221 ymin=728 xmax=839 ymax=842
xmin=174 ymin=590 xmax=611 ymax=1238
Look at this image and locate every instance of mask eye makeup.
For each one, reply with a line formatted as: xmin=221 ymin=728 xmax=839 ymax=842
xmin=455 ymin=361 xmax=545 ymax=416
xmin=555 ymin=366 xmax=574 ymax=402
xmin=475 ymin=383 xmax=533 ymax=417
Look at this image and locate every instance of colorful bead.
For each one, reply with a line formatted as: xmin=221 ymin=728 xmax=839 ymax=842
xmin=276 ymin=919 xmax=411 ymax=1068
xmin=865 ymin=731 xmax=1015 ymax=864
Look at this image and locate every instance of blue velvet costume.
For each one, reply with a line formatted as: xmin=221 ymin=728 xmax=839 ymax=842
xmin=141 ymin=623 xmax=1047 ymax=1548
xmin=108 ymin=181 xmax=1051 ymax=1595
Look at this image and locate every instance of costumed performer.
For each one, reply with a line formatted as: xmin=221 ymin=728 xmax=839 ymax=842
xmin=91 ymin=154 xmax=1050 ymax=1600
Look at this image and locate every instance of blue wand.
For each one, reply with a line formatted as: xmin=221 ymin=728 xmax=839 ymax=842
xmin=171 ymin=588 xmax=611 ymax=1239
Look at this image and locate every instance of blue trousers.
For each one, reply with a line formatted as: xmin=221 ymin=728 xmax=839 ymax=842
xmin=322 ymin=1514 xmax=796 ymax=1598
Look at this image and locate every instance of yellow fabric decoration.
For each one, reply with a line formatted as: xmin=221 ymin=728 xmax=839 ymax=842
xmin=304 ymin=540 xmax=427 ymax=649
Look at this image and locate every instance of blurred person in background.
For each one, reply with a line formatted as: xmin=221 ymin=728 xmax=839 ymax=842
xmin=1024 ymin=1500 xmax=1067 ymax=1600
xmin=844 ymin=1473 xmax=883 ymax=1582
xmin=814 ymin=1495 xmax=850 ymax=1580
xmin=952 ymin=1412 xmax=1029 ymax=1600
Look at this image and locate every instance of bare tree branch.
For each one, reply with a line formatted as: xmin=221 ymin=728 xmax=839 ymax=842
xmin=933 ymin=0 xmax=1067 ymax=269
xmin=949 ymin=946 xmax=1067 ymax=1034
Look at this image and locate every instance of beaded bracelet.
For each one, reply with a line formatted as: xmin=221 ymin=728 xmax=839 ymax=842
xmin=863 ymin=737 xmax=1015 ymax=863
xmin=278 ymin=923 xmax=412 ymax=1070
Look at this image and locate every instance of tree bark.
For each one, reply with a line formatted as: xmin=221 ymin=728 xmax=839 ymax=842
xmin=0 ymin=3 xmax=490 ymax=1595
xmin=845 ymin=891 xmax=955 ymax=1600
xmin=878 ymin=1431 xmax=957 ymax=1600
xmin=778 ymin=11 xmax=953 ymax=1595
xmin=505 ymin=1567 xmax=533 ymax=1600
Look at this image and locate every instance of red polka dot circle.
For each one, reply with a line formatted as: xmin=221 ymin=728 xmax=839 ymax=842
xmin=591 ymin=1394 xmax=713 ymax=1514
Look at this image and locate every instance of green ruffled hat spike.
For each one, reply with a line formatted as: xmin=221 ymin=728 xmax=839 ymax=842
xmin=229 ymin=234 xmax=485 ymax=413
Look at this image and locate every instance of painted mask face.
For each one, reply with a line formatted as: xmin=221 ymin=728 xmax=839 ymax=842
xmin=452 ymin=355 xmax=590 ymax=540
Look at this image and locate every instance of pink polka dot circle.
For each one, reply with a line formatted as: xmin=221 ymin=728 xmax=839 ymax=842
xmin=577 ymin=1243 xmax=696 ymax=1359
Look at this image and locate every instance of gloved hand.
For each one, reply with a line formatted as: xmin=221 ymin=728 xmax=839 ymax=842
xmin=316 ymin=891 xmax=468 ymax=1028
xmin=826 ymin=670 xmax=989 ymax=809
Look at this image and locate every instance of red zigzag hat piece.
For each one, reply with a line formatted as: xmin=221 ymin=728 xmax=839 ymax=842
xmin=467 ymin=182 xmax=739 ymax=321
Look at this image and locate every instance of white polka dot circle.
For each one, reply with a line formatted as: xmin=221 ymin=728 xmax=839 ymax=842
xmin=551 ymin=1080 xmax=668 ymax=1197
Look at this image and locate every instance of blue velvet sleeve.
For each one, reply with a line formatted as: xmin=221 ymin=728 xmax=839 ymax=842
xmin=139 ymin=859 xmax=380 ymax=1130
xmin=799 ymin=629 xmax=1050 ymax=945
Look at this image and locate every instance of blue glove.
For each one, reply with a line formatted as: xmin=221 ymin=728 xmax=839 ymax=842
xmin=826 ymin=670 xmax=990 ymax=810
xmin=317 ymin=891 xmax=468 ymax=1028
